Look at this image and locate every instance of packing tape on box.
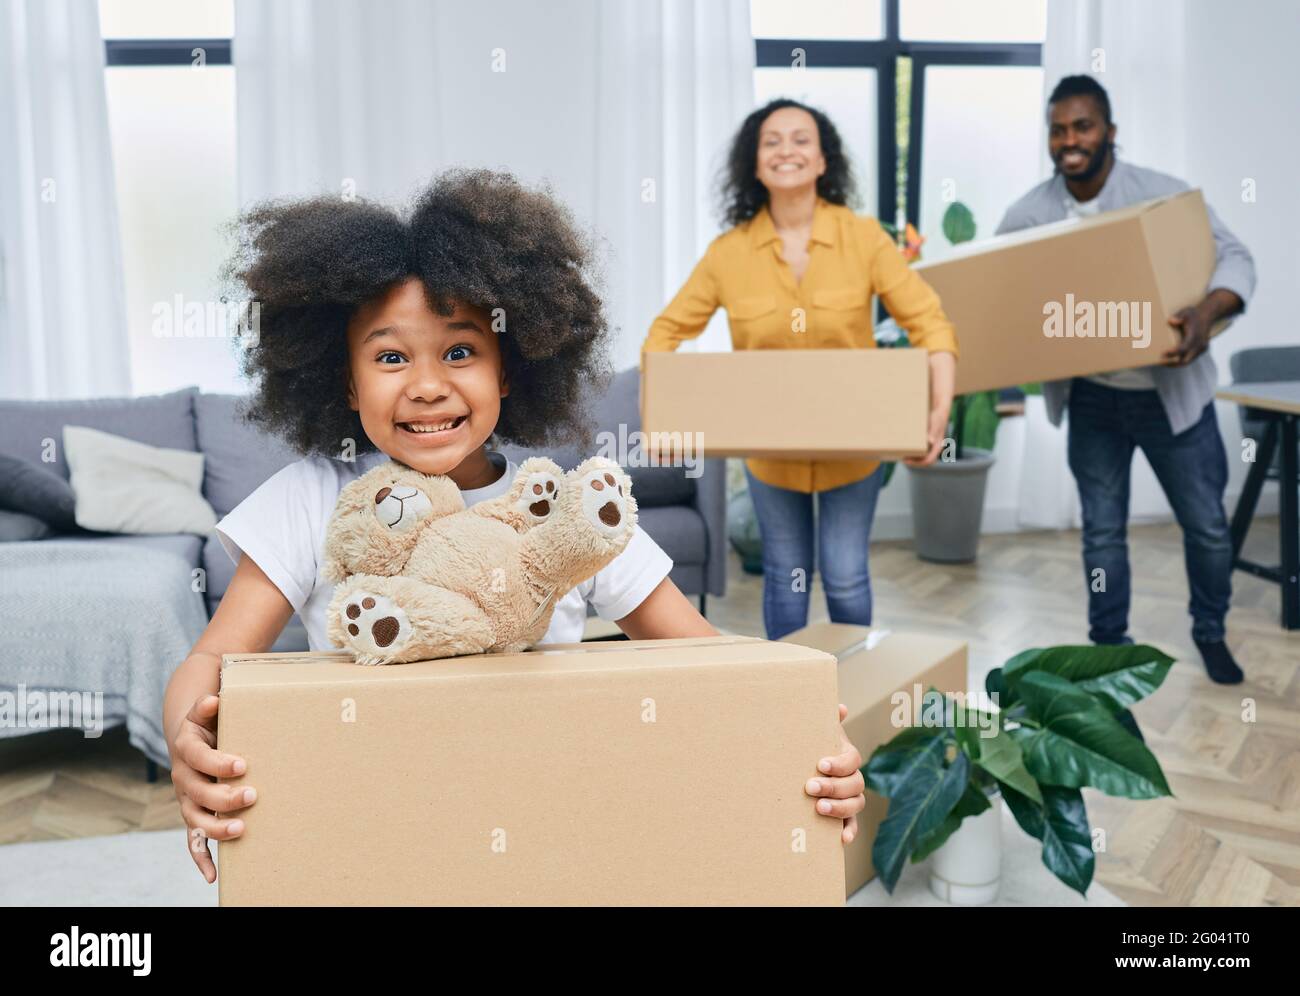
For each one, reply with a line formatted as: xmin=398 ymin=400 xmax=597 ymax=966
xmin=829 ymin=628 xmax=892 ymax=661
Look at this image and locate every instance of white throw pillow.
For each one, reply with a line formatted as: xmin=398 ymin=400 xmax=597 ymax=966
xmin=63 ymin=425 xmax=217 ymax=535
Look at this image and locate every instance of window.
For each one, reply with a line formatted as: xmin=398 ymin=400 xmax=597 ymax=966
xmin=752 ymin=0 xmax=1044 ymax=249
xmin=99 ymin=0 xmax=241 ymax=396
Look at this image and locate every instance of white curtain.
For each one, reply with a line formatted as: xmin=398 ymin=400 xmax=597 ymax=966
xmin=0 ymin=0 xmax=131 ymax=399
xmin=1017 ymin=0 xmax=1187 ymax=529
xmin=234 ymin=0 xmax=753 ymax=371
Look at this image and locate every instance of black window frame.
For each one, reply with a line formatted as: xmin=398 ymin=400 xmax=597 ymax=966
xmin=104 ymin=38 xmax=232 ymax=66
xmin=754 ymin=0 xmax=1041 ymax=233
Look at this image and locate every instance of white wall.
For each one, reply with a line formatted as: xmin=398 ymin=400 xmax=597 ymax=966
xmin=1187 ymin=0 xmax=1300 ymax=516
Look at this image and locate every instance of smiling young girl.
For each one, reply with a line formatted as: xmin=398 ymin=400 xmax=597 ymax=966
xmin=163 ymin=169 xmax=866 ymax=885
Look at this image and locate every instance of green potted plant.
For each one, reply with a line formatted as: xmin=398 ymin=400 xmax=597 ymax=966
xmin=864 ymin=643 xmax=1174 ymax=904
xmin=900 ymin=201 xmax=1000 ymax=561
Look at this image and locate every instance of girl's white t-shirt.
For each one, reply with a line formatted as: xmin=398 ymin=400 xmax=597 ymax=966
xmin=214 ymin=448 xmax=674 ymax=650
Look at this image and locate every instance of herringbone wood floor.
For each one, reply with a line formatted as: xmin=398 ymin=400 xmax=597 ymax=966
xmin=3 ymin=518 xmax=1296 ymax=906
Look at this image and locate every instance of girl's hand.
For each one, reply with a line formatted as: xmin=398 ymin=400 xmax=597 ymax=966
xmin=805 ymin=704 xmax=866 ymax=844
xmin=169 ymin=693 xmax=256 ymax=883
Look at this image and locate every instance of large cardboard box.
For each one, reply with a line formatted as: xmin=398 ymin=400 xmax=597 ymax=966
xmin=779 ymin=623 xmax=967 ymax=898
xmin=641 ymin=348 xmax=928 ymax=460
xmin=216 ymin=635 xmax=846 ymax=906
xmin=913 ymin=189 xmax=1221 ymax=395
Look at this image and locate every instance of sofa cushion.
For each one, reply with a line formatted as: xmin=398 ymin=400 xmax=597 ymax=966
xmin=203 ymin=533 xmax=310 ymax=650
xmin=195 ymin=394 xmax=305 ymax=517
xmin=63 ymin=426 xmax=217 ymax=535
xmin=0 ymin=509 xmax=52 ymax=541
xmin=0 ymin=454 xmax=79 ymax=530
xmin=0 ymin=386 xmax=199 ymax=481
xmin=93 ymin=532 xmax=205 ymax=568
xmin=202 ymin=531 xmax=236 ymax=613
xmin=636 ymin=504 xmax=706 ymax=567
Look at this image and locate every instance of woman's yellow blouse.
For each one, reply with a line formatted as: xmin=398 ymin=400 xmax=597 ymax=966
xmin=640 ymin=197 xmax=959 ymax=494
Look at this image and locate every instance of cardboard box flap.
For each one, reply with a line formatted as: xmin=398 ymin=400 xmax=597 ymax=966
xmin=776 ymin=622 xmax=879 ymax=659
xmin=220 ymin=634 xmax=827 ymax=689
xmin=914 ymin=190 xmax=1203 ymax=268
xmin=780 ymin=624 xmax=968 ymax=710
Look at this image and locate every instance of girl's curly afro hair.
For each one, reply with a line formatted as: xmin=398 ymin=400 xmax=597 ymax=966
xmin=223 ymin=168 xmax=612 ymax=459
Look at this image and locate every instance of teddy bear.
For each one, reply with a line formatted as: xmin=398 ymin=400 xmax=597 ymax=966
xmin=321 ymin=455 xmax=638 ymax=665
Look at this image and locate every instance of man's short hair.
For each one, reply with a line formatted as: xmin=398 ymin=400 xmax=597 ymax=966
xmin=1048 ymin=74 xmax=1112 ymax=125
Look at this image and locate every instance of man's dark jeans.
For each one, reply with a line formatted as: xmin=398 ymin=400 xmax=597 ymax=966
xmin=1066 ymin=377 xmax=1232 ymax=644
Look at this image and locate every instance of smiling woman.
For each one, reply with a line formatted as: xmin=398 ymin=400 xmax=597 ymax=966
xmin=640 ymin=97 xmax=958 ymax=641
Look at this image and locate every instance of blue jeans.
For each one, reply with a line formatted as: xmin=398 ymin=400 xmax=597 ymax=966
xmin=1066 ymin=377 xmax=1232 ymax=643
xmin=743 ymin=465 xmax=885 ymax=640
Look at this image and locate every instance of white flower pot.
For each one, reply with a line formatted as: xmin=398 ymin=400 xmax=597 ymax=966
xmin=928 ymin=792 xmax=1002 ymax=905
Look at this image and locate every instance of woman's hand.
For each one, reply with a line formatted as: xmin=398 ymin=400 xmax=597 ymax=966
xmin=805 ymin=704 xmax=867 ymax=844
xmin=902 ymin=349 xmax=956 ymax=468
xmin=169 ymin=693 xmax=256 ymax=883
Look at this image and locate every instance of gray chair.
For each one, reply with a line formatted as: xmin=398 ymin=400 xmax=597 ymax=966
xmin=1229 ymin=346 xmax=1300 ymax=479
xmin=498 ymin=366 xmax=727 ymax=614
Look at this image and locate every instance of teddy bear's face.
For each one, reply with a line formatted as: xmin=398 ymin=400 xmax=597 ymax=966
xmin=374 ymin=484 xmax=434 ymax=533
xmin=321 ymin=462 xmax=466 ymax=584
xmin=335 ymin=463 xmax=464 ymax=526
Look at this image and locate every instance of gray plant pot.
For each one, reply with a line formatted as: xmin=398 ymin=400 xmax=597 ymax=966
xmin=907 ymin=447 xmax=996 ymax=563
xmin=726 ymin=489 xmax=764 ymax=575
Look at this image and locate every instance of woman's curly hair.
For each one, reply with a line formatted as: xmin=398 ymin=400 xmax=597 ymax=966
xmin=223 ymin=168 xmax=612 ymax=458
xmin=718 ymin=98 xmax=859 ymax=228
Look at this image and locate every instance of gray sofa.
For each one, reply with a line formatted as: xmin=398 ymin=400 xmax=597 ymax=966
xmin=0 ymin=370 xmax=726 ymax=771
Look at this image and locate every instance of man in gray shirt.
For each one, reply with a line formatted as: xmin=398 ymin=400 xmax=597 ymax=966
xmin=996 ymin=75 xmax=1256 ymax=684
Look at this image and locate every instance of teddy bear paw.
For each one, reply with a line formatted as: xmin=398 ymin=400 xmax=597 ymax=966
xmin=373 ymin=484 xmax=434 ymax=534
xmin=577 ymin=464 xmax=634 ymax=540
xmin=515 ymin=469 xmax=562 ymax=524
xmin=338 ymin=590 xmax=412 ymax=664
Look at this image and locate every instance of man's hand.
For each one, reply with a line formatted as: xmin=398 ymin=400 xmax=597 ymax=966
xmin=805 ymin=704 xmax=867 ymax=844
xmin=1163 ymin=305 xmax=1212 ymax=366
xmin=1164 ymin=288 xmax=1243 ymax=367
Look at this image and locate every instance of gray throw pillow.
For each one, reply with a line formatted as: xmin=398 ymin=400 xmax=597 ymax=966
xmin=0 ymin=454 xmax=79 ymax=531
xmin=0 ymin=509 xmax=53 ymax=541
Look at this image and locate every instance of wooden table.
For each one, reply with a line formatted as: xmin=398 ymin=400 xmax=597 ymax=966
xmin=1216 ymin=381 xmax=1300 ymax=629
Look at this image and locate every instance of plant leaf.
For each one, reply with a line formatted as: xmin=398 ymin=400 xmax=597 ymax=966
xmin=1000 ymin=782 xmax=1095 ymax=895
xmin=910 ymin=781 xmax=991 ymax=863
xmin=942 ymin=201 xmax=976 ymax=245
xmin=986 ymin=666 xmax=1007 ymax=701
xmin=1016 ymin=672 xmax=1172 ymax=798
xmin=1115 ymin=707 xmax=1145 ymax=744
xmin=956 ymin=390 xmax=999 ymax=452
xmin=953 ymin=721 xmax=982 ymax=762
xmin=863 ymin=726 xmax=945 ymax=798
xmin=973 ymin=725 xmax=1042 ymax=804
xmin=871 ymin=739 xmax=970 ymax=892
xmin=1002 ymin=644 xmax=1174 ymax=713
